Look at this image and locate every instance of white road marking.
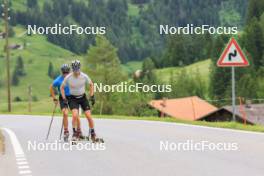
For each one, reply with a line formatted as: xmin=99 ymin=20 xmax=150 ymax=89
xmin=17 ymin=161 xmax=28 ymax=165
xmin=18 ymin=166 xmax=30 ymax=169
xmin=16 ymin=154 xmax=25 ymax=158
xmin=2 ymin=128 xmax=33 ymax=175
xmin=2 ymin=128 xmax=24 ymax=155
xmin=19 ymin=170 xmax=31 ymax=174
xmin=16 ymin=158 xmax=27 ymax=161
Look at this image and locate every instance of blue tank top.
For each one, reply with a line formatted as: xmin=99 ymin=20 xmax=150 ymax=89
xmin=52 ymin=75 xmax=70 ymax=96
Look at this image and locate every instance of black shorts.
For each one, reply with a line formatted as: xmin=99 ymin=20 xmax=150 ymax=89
xmin=68 ymin=94 xmax=90 ymax=111
xmin=59 ymin=95 xmax=69 ymax=110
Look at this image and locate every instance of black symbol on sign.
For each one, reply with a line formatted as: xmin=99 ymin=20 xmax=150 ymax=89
xmin=228 ymin=50 xmax=237 ymax=61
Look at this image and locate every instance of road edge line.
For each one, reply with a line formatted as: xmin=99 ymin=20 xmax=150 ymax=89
xmin=1 ymin=128 xmax=33 ymax=176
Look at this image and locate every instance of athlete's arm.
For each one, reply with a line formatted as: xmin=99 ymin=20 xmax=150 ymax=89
xmin=87 ymin=78 xmax=95 ymax=106
xmin=60 ymin=83 xmax=66 ymax=100
xmin=89 ymin=80 xmax=94 ymax=97
xmin=61 ymin=74 xmax=69 ymax=100
xmin=49 ymin=84 xmax=57 ymax=100
xmin=50 ymin=78 xmax=59 ymax=104
xmin=85 ymin=74 xmax=94 ymax=97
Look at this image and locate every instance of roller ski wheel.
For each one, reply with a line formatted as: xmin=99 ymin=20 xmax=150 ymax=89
xmin=95 ymin=138 xmax=104 ymax=143
xmin=91 ymin=133 xmax=104 ymax=143
xmin=79 ymin=133 xmax=85 ymax=140
xmin=71 ymin=131 xmax=79 ymax=145
xmin=71 ymin=138 xmax=77 ymax=145
xmin=63 ymin=131 xmax=69 ymax=142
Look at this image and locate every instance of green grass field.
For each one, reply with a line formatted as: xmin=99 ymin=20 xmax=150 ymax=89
xmin=128 ymin=3 xmax=140 ymax=16
xmin=0 ymin=26 xmax=78 ymax=102
xmin=128 ymin=3 xmax=148 ymax=16
xmin=155 ymin=59 xmax=211 ymax=83
xmin=122 ymin=61 xmax=142 ymax=74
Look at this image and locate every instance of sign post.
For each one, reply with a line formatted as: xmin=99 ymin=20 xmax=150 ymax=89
xmin=231 ymin=66 xmax=235 ymax=121
xmin=217 ymin=37 xmax=249 ymax=122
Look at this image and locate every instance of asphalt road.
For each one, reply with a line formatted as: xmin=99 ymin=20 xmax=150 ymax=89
xmin=0 ymin=115 xmax=264 ymax=176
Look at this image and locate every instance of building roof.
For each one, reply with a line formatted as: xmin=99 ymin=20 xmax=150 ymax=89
xmin=224 ymin=104 xmax=264 ymax=125
xmin=198 ymin=104 xmax=264 ymax=125
xmin=149 ymin=96 xmax=218 ymax=121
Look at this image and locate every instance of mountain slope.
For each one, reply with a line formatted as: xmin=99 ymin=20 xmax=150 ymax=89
xmin=0 ymin=26 xmax=78 ymax=102
xmin=155 ymin=59 xmax=211 ymax=83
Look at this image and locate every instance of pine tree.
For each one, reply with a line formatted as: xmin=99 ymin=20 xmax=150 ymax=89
xmin=12 ymin=69 xmax=19 ymax=86
xmin=260 ymin=13 xmax=264 ymax=33
xmin=204 ymin=32 xmax=213 ymax=59
xmin=27 ymin=0 xmax=37 ymax=8
xmin=163 ymin=35 xmax=187 ymax=67
xmin=16 ymin=56 xmax=26 ymax=76
xmin=237 ymin=74 xmax=258 ymax=99
xmin=8 ymin=26 xmax=15 ymax=37
xmin=11 ymin=56 xmax=26 ymax=86
xmin=48 ymin=62 xmax=54 ymax=79
xmin=85 ymin=35 xmax=127 ymax=114
xmin=246 ymin=0 xmax=264 ymax=24
xmin=243 ymin=17 xmax=264 ymax=69
xmin=209 ymin=35 xmax=231 ymax=102
xmin=86 ymin=35 xmax=126 ymax=84
xmin=140 ymin=58 xmax=156 ymax=84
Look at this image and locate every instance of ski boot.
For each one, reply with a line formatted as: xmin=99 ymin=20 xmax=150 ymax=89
xmin=71 ymin=131 xmax=79 ymax=145
xmin=79 ymin=131 xmax=86 ymax=140
xmin=71 ymin=131 xmax=79 ymax=144
xmin=63 ymin=130 xmax=69 ymax=142
xmin=90 ymin=130 xmax=104 ymax=143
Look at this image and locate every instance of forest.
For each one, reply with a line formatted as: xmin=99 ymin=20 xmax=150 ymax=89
xmin=3 ymin=0 xmax=248 ymax=63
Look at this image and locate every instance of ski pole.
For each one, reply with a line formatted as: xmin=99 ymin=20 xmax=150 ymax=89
xmin=59 ymin=116 xmax=64 ymax=140
xmin=46 ymin=102 xmax=58 ymax=140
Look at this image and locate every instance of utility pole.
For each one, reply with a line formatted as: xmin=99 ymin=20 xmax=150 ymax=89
xmin=2 ymin=0 xmax=11 ymax=112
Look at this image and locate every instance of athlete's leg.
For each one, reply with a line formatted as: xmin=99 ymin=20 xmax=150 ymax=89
xmin=84 ymin=110 xmax=94 ymax=129
xmin=79 ymin=95 xmax=97 ymax=140
xmin=71 ymin=109 xmax=79 ymax=130
xmin=68 ymin=96 xmax=80 ymax=133
xmin=59 ymin=96 xmax=69 ymax=133
xmin=84 ymin=110 xmax=97 ymax=141
xmin=61 ymin=108 xmax=69 ymax=131
xmin=73 ymin=113 xmax=82 ymax=135
xmin=77 ymin=115 xmax=81 ymax=129
xmin=80 ymin=95 xmax=94 ymax=129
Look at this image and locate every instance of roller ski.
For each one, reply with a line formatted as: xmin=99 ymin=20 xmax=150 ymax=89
xmin=71 ymin=130 xmax=83 ymax=145
xmin=86 ymin=129 xmax=104 ymax=143
xmin=63 ymin=130 xmax=70 ymax=142
xmin=90 ymin=134 xmax=104 ymax=143
xmin=71 ymin=129 xmax=104 ymax=144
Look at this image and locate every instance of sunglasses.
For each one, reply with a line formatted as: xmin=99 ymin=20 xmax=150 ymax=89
xmin=63 ymin=72 xmax=69 ymax=74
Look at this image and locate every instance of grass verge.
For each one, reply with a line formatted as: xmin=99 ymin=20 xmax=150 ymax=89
xmin=0 ymin=130 xmax=4 ymax=154
xmin=1 ymin=112 xmax=264 ymax=133
xmin=94 ymin=115 xmax=264 ymax=133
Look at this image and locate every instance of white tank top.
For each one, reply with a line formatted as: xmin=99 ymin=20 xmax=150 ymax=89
xmin=63 ymin=72 xmax=91 ymax=96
